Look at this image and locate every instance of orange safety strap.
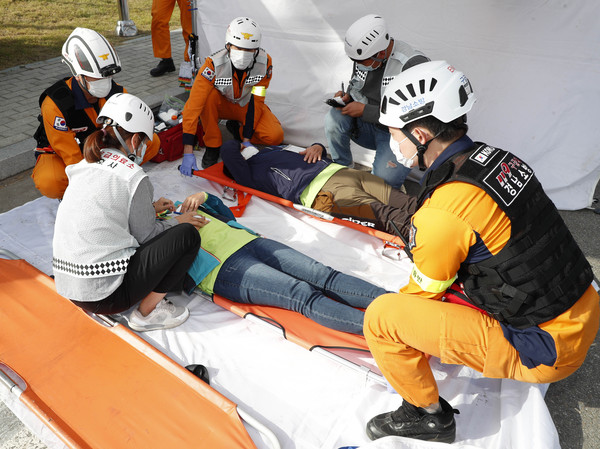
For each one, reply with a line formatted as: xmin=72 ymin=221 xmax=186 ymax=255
xmin=229 ymin=189 xmax=253 ymax=217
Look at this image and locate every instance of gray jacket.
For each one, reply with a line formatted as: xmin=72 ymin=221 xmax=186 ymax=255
xmin=347 ymin=39 xmax=428 ymax=123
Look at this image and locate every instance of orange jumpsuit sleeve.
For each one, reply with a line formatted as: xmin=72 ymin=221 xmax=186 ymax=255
xmin=41 ymin=96 xmax=84 ymax=167
xmin=182 ymin=57 xmax=217 ymax=138
xmin=402 ymin=204 xmax=475 ymax=299
xmin=251 ymin=53 xmax=273 ymax=106
xmin=402 ymin=182 xmax=511 ymax=299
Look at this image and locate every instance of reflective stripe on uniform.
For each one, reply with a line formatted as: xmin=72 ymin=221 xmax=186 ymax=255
xmin=251 ymin=86 xmax=266 ymax=96
xmin=410 ymin=263 xmax=457 ymax=293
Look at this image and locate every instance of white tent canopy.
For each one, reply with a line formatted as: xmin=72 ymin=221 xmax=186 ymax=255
xmin=193 ymin=0 xmax=600 ymax=210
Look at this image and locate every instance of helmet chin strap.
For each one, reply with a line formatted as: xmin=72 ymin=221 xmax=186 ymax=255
xmin=400 ymin=128 xmax=441 ymax=171
xmin=77 ymin=76 xmax=94 ymax=98
xmin=371 ymin=39 xmax=393 ymax=68
xmin=248 ymin=53 xmax=258 ymax=71
xmin=112 ymin=127 xmax=136 ymax=161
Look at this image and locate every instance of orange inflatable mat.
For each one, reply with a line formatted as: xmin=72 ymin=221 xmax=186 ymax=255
xmin=193 ymin=162 xmax=404 ymax=247
xmin=0 ymin=257 xmax=261 ymax=449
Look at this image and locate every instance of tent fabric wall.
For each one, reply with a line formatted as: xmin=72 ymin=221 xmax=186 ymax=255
xmin=193 ymin=0 xmax=600 ymax=210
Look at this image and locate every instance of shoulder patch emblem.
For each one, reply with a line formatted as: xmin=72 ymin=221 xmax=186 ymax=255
xmin=408 ymin=221 xmax=417 ymax=251
xmin=201 ymin=66 xmax=215 ymax=81
xmin=469 ymin=145 xmax=497 ymax=166
xmin=53 ymin=116 xmax=68 ymax=131
xmin=483 ymin=153 xmax=533 ymax=206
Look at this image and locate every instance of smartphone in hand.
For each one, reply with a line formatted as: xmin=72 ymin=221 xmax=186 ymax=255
xmin=325 ymin=97 xmax=345 ymax=108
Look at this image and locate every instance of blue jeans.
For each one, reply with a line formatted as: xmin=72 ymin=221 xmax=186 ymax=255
xmin=324 ymin=107 xmax=411 ymax=189
xmin=213 ymin=239 xmax=388 ymax=334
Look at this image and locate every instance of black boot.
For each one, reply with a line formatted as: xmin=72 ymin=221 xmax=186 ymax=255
xmin=366 ymin=397 xmax=459 ymax=443
xmin=225 ymin=120 xmax=242 ymax=141
xmin=150 ymin=58 xmax=176 ymax=77
xmin=201 ymin=147 xmax=220 ymax=169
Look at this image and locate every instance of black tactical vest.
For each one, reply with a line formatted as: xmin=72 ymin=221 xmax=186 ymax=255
xmin=34 ymin=78 xmax=124 ymax=152
xmin=416 ymin=143 xmax=593 ymax=329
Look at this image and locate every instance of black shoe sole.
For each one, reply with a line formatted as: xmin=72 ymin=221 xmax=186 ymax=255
xmin=366 ymin=424 xmax=455 ymax=443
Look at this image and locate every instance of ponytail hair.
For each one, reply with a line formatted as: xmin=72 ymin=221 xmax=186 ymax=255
xmin=83 ymin=126 xmax=135 ymax=163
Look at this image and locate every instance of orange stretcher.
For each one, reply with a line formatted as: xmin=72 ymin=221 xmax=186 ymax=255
xmin=203 ymin=289 xmax=469 ymax=383
xmin=0 ymin=251 xmax=279 ymax=449
xmin=195 ymin=292 xmax=386 ymax=385
xmin=192 ymin=163 xmax=405 ymax=248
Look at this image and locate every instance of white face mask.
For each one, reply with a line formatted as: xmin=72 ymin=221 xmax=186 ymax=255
xmin=86 ymin=77 xmax=112 ymax=98
xmin=356 ymin=63 xmax=377 ymax=72
xmin=356 ymin=53 xmax=385 ymax=72
xmin=229 ymin=48 xmax=255 ymax=70
xmin=389 ymin=134 xmax=417 ymax=168
xmin=131 ymin=137 xmax=147 ymax=166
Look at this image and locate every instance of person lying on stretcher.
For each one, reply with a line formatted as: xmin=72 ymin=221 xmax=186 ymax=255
xmin=220 ymin=139 xmax=416 ymax=240
xmin=176 ymin=190 xmax=390 ymax=335
xmin=53 ymin=92 xmax=387 ymax=335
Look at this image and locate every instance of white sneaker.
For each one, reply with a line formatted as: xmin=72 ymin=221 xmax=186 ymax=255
xmin=128 ymin=299 xmax=190 ymax=332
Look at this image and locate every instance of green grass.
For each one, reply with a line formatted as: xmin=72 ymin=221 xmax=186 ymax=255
xmin=0 ymin=0 xmax=180 ymax=70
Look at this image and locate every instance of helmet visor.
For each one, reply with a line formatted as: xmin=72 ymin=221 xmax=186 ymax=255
xmin=73 ymin=44 xmax=94 ymax=74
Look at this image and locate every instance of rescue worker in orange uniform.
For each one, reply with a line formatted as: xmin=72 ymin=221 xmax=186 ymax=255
xmin=362 ymin=61 xmax=599 ymax=443
xmin=32 ymin=28 xmax=159 ymax=199
xmin=149 ymin=0 xmax=192 ymax=77
xmin=180 ymin=16 xmax=284 ymax=174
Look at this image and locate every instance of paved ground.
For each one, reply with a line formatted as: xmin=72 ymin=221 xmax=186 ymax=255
xmin=1 ymin=29 xmax=600 ymax=449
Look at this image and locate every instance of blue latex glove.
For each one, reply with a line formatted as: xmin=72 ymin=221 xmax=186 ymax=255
xmin=180 ymin=153 xmax=198 ymax=177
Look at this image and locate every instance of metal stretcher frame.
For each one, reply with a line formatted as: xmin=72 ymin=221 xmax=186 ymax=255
xmin=194 ymin=290 xmax=386 ymax=386
xmin=0 ymin=249 xmax=280 ymax=449
xmin=192 ymin=163 xmax=405 ymax=248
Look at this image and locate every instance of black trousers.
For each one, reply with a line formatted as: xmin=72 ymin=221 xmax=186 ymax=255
xmin=73 ymin=223 xmax=200 ymax=314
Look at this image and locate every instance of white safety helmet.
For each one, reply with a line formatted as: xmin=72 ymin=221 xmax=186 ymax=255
xmin=225 ymin=17 xmax=262 ymax=49
xmin=62 ymin=27 xmax=121 ymax=78
xmin=344 ymin=14 xmax=390 ymax=61
xmin=96 ymin=93 xmax=154 ymax=140
xmin=380 ymin=60 xmax=477 ymax=129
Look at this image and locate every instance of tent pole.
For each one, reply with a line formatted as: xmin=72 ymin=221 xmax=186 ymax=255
xmin=116 ymin=0 xmax=138 ymax=37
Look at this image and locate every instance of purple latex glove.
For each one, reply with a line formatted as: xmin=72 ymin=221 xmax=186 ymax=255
xmin=180 ymin=153 xmax=198 ymax=177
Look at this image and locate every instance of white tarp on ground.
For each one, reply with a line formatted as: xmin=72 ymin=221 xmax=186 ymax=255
xmin=192 ymin=0 xmax=600 ymax=210
xmin=0 ymin=160 xmax=559 ymax=449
